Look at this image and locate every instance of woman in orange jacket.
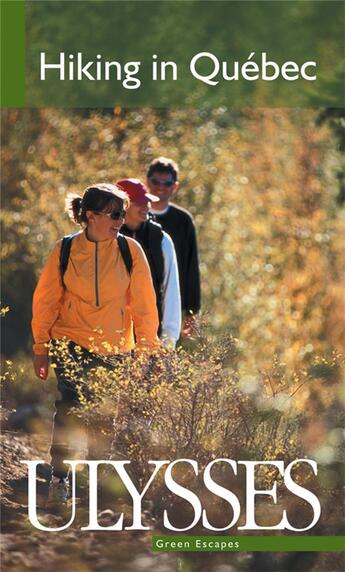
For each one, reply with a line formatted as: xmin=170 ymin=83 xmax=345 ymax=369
xmin=32 ymin=183 xmax=159 ymax=501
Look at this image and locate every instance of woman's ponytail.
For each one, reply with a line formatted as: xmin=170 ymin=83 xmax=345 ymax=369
xmin=65 ymin=193 xmax=84 ymax=224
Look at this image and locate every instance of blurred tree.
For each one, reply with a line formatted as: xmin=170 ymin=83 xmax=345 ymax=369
xmin=316 ymin=107 xmax=345 ymax=204
xmin=1 ymin=110 xmax=43 ymax=354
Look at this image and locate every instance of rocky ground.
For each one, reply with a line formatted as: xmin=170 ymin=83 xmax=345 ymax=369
xmin=1 ymin=430 xmax=178 ymax=572
xmin=1 ymin=430 xmax=342 ymax=572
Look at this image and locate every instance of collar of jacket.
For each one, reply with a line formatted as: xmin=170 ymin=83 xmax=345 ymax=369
xmin=121 ymin=222 xmax=145 ymax=237
xmin=77 ymin=229 xmax=120 ymax=251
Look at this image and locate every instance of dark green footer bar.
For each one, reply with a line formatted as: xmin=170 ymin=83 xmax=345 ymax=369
xmin=152 ymin=536 xmax=345 ymax=552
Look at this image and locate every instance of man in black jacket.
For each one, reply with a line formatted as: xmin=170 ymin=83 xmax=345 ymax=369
xmin=146 ymin=157 xmax=201 ymax=337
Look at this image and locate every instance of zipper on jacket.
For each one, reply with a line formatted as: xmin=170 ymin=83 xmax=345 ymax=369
xmin=95 ymin=242 xmax=100 ymax=307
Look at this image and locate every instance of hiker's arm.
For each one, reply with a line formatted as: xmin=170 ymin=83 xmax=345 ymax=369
xmin=128 ymin=240 xmax=160 ymax=352
xmin=160 ymin=232 xmax=181 ymax=348
xmin=32 ymin=242 xmax=65 ymax=363
xmin=181 ymin=219 xmax=201 ymax=337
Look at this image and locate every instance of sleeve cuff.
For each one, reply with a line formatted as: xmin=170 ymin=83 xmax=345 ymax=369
xmin=33 ymin=342 xmax=49 ymax=355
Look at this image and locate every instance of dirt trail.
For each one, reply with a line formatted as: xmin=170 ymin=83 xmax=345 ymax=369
xmin=1 ymin=431 xmax=336 ymax=572
xmin=0 ymin=431 xmax=175 ymax=572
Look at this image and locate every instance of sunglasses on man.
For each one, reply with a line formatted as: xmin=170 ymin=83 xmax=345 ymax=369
xmin=149 ymin=177 xmax=175 ymax=188
xmin=94 ymin=209 xmax=126 ymax=220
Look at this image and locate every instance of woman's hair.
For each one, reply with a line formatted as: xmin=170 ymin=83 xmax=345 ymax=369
xmin=66 ymin=183 xmax=129 ymax=225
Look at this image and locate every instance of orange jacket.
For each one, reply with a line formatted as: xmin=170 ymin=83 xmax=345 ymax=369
xmin=32 ymin=230 xmax=160 ymax=355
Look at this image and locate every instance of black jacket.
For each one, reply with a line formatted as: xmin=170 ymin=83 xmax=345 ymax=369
xmin=121 ymin=220 xmax=164 ymax=330
xmin=152 ymin=203 xmax=201 ymax=315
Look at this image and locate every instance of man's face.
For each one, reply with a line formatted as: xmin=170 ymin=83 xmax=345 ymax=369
xmin=147 ymin=171 xmax=178 ymax=205
xmin=125 ymin=200 xmax=151 ymax=228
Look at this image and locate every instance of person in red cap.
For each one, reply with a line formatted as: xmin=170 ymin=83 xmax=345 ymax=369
xmin=117 ymin=178 xmax=181 ymax=348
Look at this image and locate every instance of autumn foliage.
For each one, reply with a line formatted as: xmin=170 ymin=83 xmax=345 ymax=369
xmin=2 ymin=108 xmax=344 ymax=368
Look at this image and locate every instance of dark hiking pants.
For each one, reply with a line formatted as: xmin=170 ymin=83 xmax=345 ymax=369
xmin=49 ymin=340 xmax=115 ymax=479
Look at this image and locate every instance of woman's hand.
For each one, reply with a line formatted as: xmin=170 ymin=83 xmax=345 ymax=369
xmin=33 ymin=355 xmax=49 ymax=380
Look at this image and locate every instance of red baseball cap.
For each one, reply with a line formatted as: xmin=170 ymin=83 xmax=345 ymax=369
xmin=116 ymin=178 xmax=159 ymax=205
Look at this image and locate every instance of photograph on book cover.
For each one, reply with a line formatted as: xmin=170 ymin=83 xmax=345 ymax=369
xmin=1 ymin=1 xmax=344 ymax=572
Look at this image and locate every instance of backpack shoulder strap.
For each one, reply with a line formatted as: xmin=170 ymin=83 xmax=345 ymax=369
xmin=147 ymin=220 xmax=164 ymax=286
xmin=147 ymin=216 xmax=163 ymax=232
xmin=117 ymin=234 xmax=133 ymax=275
xmin=147 ymin=218 xmax=164 ymax=242
xmin=60 ymin=234 xmax=75 ymax=282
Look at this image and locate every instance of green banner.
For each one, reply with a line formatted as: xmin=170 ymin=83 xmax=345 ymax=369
xmin=1 ymin=0 xmax=343 ymax=108
xmin=152 ymin=535 xmax=345 ymax=552
xmin=0 ymin=0 xmax=25 ymax=107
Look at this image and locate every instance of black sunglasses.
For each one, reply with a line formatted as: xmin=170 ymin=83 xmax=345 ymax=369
xmin=94 ymin=209 xmax=126 ymax=220
xmin=149 ymin=177 xmax=175 ymax=188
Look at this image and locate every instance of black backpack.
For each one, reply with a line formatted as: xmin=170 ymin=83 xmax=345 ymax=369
xmin=120 ymin=220 xmax=164 ymax=332
xmin=59 ymin=232 xmax=133 ymax=283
